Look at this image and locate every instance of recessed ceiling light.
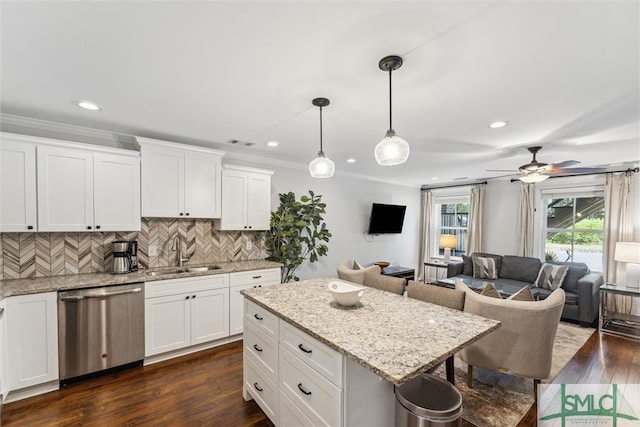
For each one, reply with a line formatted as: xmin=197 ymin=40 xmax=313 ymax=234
xmin=431 ymin=177 xmax=438 ymax=180
xmin=489 ymin=120 xmax=508 ymax=129
xmin=76 ymin=100 xmax=103 ymax=111
xmin=347 ymin=158 xmax=356 ymax=163
xmin=266 ymin=141 xmax=279 ymax=147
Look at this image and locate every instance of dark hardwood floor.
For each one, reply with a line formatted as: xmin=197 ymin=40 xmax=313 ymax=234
xmin=3 ymin=331 xmax=637 ymax=426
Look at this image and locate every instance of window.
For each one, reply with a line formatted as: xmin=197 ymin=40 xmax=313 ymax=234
xmin=543 ymin=195 xmax=604 ymax=272
xmin=434 ymin=197 xmax=469 ymax=257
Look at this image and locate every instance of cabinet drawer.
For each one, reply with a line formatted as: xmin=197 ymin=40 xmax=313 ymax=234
xmin=230 ymin=268 xmax=280 ymax=287
xmin=280 ymin=346 xmax=342 ymax=427
xmin=245 ymin=300 xmax=278 ymax=340
xmin=244 ymin=322 xmax=278 ymax=383
xmin=279 ymin=390 xmax=315 ymax=427
xmin=280 ymin=321 xmax=343 ymax=388
xmin=145 ymin=274 xmax=228 ymax=297
xmin=244 ymin=356 xmax=278 ymax=425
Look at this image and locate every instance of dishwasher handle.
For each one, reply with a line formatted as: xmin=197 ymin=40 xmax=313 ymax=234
xmin=60 ymin=287 xmax=142 ymax=301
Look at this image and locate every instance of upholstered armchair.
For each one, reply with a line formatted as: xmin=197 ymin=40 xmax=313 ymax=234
xmin=363 ymin=268 xmax=405 ymax=295
xmin=455 ymin=281 xmax=565 ymax=396
xmin=336 ymin=258 xmax=379 ymax=285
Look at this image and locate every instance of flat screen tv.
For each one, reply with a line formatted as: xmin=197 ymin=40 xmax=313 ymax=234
xmin=367 ymin=203 xmax=406 ymax=234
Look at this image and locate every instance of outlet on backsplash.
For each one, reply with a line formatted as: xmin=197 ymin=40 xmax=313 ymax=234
xmin=245 ymin=241 xmax=253 ymax=250
xmin=148 ymin=245 xmax=158 ymax=257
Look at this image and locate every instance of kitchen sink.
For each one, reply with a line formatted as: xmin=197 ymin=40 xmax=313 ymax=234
xmin=146 ymin=267 xmax=188 ymax=276
xmin=187 ymin=265 xmax=221 ymax=272
xmin=146 ymin=265 xmax=221 ymax=276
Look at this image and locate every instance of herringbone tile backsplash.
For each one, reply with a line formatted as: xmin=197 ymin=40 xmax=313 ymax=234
xmin=0 ymin=218 xmax=265 ymax=280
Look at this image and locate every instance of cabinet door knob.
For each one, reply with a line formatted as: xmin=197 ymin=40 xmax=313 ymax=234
xmin=253 ymin=344 xmax=263 ymax=352
xmin=186 ymin=212 xmax=190 ymax=216
xmin=297 ymin=383 xmax=312 ymax=396
xmin=248 ymin=226 xmax=252 ymax=229
xmin=96 ymin=225 xmax=101 ymax=230
xmin=252 ymin=275 xmax=262 ymax=279
xmin=87 ymin=226 xmax=92 ymax=230
xmin=192 ymin=295 xmax=196 ymax=298
xmin=254 ymin=313 xmax=263 ymax=321
xmin=27 ymin=225 xmax=34 ymax=230
xmin=185 ymin=296 xmax=190 ymax=300
xmin=253 ymin=382 xmax=263 ymax=392
xmin=298 ymin=344 xmax=312 ymax=354
xmin=179 ymin=213 xmax=184 ymax=216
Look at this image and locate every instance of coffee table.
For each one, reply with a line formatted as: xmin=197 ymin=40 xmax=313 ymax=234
xmin=437 ymin=276 xmax=525 ymax=298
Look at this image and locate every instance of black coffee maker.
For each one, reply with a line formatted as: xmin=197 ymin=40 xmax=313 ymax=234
xmin=111 ymin=240 xmax=138 ymax=274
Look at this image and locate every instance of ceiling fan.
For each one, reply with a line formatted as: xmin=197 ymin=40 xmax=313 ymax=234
xmin=487 ymin=146 xmax=606 ymax=182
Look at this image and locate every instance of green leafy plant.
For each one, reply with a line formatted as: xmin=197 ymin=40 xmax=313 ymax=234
xmin=545 ymin=250 xmax=558 ymax=262
xmin=263 ymin=190 xmax=332 ymax=283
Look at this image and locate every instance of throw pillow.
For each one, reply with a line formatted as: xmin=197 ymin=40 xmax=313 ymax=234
xmin=480 ymin=282 xmax=502 ymax=299
xmin=507 ymin=286 xmax=535 ymax=301
xmin=473 ymin=256 xmax=498 ymax=280
xmin=534 ymin=263 xmax=569 ymax=290
xmin=462 ymin=255 xmax=474 ymax=276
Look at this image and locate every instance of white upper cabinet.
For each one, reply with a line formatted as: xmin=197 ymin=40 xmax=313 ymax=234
xmin=37 ymin=143 xmax=140 ymax=232
xmin=215 ymin=165 xmax=273 ymax=231
xmin=1 ymin=132 xmax=140 ymax=232
xmin=93 ymin=153 xmax=141 ymax=231
xmin=0 ymin=135 xmax=37 ymax=232
xmin=138 ymin=137 xmax=224 ymax=219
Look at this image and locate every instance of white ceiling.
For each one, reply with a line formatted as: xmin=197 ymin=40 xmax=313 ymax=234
xmin=2 ymin=1 xmax=639 ymax=187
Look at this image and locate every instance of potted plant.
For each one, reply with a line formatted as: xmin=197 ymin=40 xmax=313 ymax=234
xmin=263 ymin=190 xmax=332 ymax=282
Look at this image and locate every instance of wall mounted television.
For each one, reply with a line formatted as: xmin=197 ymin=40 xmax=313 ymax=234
xmin=367 ymin=203 xmax=406 ymax=234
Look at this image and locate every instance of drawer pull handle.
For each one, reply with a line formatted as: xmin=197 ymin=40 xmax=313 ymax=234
xmin=297 ymin=383 xmax=312 ymax=396
xmin=252 ymin=275 xmax=262 ymax=279
xmin=253 ymin=344 xmax=263 ymax=352
xmin=254 ymin=313 xmax=263 ymax=321
xmin=253 ymin=382 xmax=263 ymax=392
xmin=298 ymin=344 xmax=312 ymax=354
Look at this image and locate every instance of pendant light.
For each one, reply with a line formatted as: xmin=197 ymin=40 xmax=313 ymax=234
xmin=309 ymin=97 xmax=335 ymax=178
xmin=375 ymin=55 xmax=410 ymax=166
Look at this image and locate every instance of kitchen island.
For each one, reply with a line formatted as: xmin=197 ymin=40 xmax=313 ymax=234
xmin=241 ymin=277 xmax=500 ymax=426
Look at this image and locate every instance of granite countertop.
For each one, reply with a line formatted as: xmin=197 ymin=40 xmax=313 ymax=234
xmin=0 ymin=260 xmax=282 ymax=299
xmin=242 ymin=277 xmax=501 ymax=386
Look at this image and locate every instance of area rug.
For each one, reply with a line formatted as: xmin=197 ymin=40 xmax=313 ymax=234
xmin=433 ymin=322 xmax=594 ymax=427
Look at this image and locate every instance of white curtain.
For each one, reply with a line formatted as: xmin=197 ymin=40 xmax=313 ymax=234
xmin=516 ymin=183 xmax=535 ymax=257
xmin=604 ymin=172 xmax=634 ymax=313
xmin=466 ymin=185 xmax=485 ymax=255
xmin=417 ymin=190 xmax=432 ymax=282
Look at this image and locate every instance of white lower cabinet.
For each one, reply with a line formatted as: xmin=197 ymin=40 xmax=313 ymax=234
xmin=243 ymin=300 xmax=395 ymax=427
xmin=145 ymin=275 xmax=229 ymax=357
xmin=229 ymin=268 xmax=280 ymax=335
xmin=4 ymin=292 xmax=59 ymax=401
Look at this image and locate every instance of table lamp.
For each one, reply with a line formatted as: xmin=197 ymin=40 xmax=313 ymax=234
xmin=614 ymin=242 xmax=640 ymax=288
xmin=440 ymin=234 xmax=457 ymax=263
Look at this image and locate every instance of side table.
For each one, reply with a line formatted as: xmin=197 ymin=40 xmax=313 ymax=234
xmin=424 ymin=260 xmax=449 ymax=283
xmin=599 ymin=283 xmax=640 ymax=341
xmin=381 ymin=266 xmax=415 ymax=282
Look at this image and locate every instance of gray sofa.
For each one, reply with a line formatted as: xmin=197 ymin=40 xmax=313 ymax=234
xmin=448 ymin=252 xmax=604 ymax=326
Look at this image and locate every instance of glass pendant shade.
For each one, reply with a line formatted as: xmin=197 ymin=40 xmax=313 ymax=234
xmin=375 ymin=129 xmax=410 ymax=166
xmin=309 ymin=151 xmax=335 ymax=178
xmin=519 ymin=172 xmax=549 ymax=183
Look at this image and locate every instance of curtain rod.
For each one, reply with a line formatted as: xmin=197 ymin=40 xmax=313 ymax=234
xmin=509 ymin=167 xmax=639 ymax=183
xmin=421 ymin=181 xmax=487 ymax=191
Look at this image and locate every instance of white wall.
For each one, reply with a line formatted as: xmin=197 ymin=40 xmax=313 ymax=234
xmin=224 ymin=158 xmax=421 ymax=281
xmin=482 ymin=180 xmax=521 ymax=255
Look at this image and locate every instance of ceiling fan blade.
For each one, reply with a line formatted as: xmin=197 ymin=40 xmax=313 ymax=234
xmin=549 ymin=167 xmax=608 ymax=174
xmin=548 ymin=160 xmax=580 ymax=169
xmin=486 ymin=169 xmax=518 ymax=172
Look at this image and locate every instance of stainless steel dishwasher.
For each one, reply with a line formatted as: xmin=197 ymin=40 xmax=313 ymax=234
xmin=58 ymin=283 xmax=144 ymax=382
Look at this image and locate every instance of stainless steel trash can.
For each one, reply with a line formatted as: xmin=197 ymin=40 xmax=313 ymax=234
xmin=395 ymin=374 xmax=463 ymax=427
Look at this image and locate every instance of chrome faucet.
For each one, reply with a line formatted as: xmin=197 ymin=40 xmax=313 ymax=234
xmin=171 ymin=235 xmax=190 ymax=267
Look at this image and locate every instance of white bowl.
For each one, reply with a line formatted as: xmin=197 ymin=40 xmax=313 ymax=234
xmin=327 ymin=281 xmax=365 ymax=307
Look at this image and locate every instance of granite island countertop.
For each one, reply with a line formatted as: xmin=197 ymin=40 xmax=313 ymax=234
xmin=0 ymin=259 xmax=282 ymax=299
xmin=242 ymin=277 xmax=501 ymax=386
